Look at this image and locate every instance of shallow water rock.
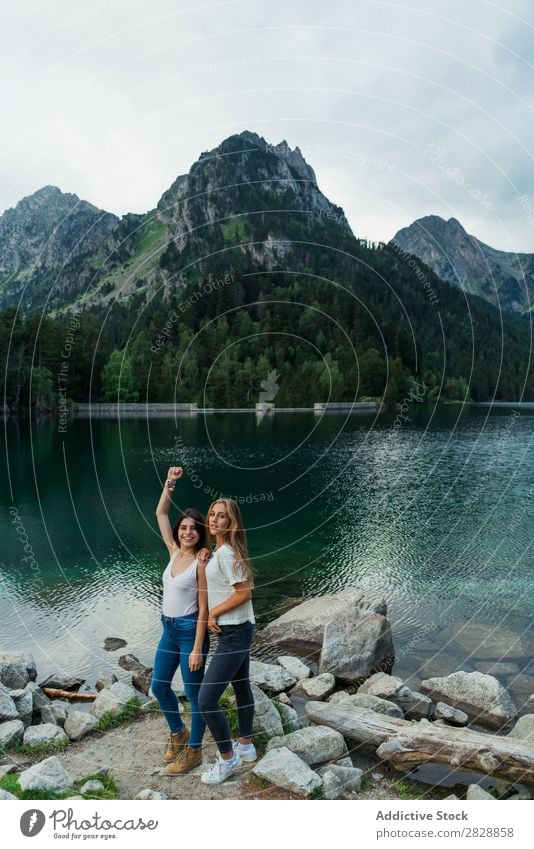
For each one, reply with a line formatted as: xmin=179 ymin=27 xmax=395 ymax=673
xmin=296 ymin=673 xmax=335 ymax=701
xmin=104 ymin=637 xmax=127 ymax=651
xmin=266 ymin=724 xmax=347 ymax=765
xmin=358 ymin=672 xmax=403 ymax=700
xmin=0 ymin=719 xmax=24 ymax=747
xmin=23 ymin=723 xmax=68 ymax=747
xmin=250 ymin=661 xmax=297 ymax=694
xmin=257 ymin=587 xmax=387 ymax=653
xmin=420 ymin=671 xmax=516 ymax=729
xmin=38 ymin=673 xmax=85 ymax=692
xmin=95 ymin=673 xmax=118 ymax=691
xmin=475 ymin=661 xmax=521 ymax=677
xmin=118 ymin=655 xmax=153 ymax=695
xmin=448 ymin=622 xmax=534 ymax=660
xmin=277 ymin=655 xmax=311 ymax=680
xmin=506 ymin=674 xmax=534 ymax=700
xmin=19 ymin=756 xmax=73 ymax=792
xmin=320 ymin=609 xmax=394 ymax=684
xmin=252 ymin=747 xmax=322 ymax=796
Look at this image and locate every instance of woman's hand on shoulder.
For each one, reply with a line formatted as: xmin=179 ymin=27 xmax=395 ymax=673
xmin=197 ymin=547 xmax=211 ymax=567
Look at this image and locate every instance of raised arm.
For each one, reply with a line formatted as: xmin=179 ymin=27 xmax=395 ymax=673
xmin=155 ymin=466 xmax=183 ymax=554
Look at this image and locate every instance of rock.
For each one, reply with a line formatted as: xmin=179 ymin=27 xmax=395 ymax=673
xmin=251 ymin=683 xmax=284 ymax=737
xmin=41 ymin=702 xmax=68 ymax=727
xmin=257 ymin=587 xmax=387 ymax=653
xmin=358 ymin=672 xmax=403 ymax=699
xmin=0 ymin=789 xmax=18 ymax=800
xmin=118 ymin=655 xmax=153 ymax=695
xmin=80 ymin=779 xmax=105 ymax=794
xmin=95 ymin=673 xmax=118 ymax=691
xmin=9 ymin=688 xmax=33 ymax=726
xmin=507 ymin=714 xmax=534 ymax=746
xmin=23 ymin=723 xmax=69 ymax=747
xmin=277 ymin=656 xmax=311 ymax=679
xmin=317 ymin=764 xmax=363 ymax=799
xmin=475 ymin=661 xmax=521 ymax=676
xmin=393 ymin=686 xmax=432 ymax=719
xmin=466 ymin=784 xmax=494 ymax=800
xmin=448 ymin=622 xmax=534 ymax=660
xmin=297 ymin=673 xmax=335 ymax=701
xmin=89 ymin=681 xmax=138 ymax=719
xmin=19 ymin=756 xmax=74 ymax=792
xmin=250 ymin=661 xmax=297 ymax=694
xmin=0 ymin=719 xmax=24 ymax=747
xmin=276 ymin=701 xmax=301 ymax=733
xmin=351 ymin=693 xmax=405 ymax=719
xmin=64 ymin=710 xmax=99 ymax=741
xmin=506 ymin=674 xmax=534 ymax=699
xmin=433 ymin=702 xmax=469 ymax=726
xmin=135 ymin=789 xmax=168 ymax=800
xmin=24 ymin=682 xmax=51 ymax=721
xmin=328 ymin=690 xmax=352 ymax=705
xmin=319 ymin=609 xmax=394 ymax=684
xmin=276 ymin=692 xmax=291 ymax=705
xmin=336 ymin=756 xmax=353 ymax=767
xmin=420 ymin=672 xmax=516 ymax=729
xmin=104 ymin=637 xmax=127 ymax=651
xmin=508 ymin=789 xmax=531 ymax=800
xmin=266 ymin=725 xmax=347 ymax=765
xmin=0 ymin=683 xmax=19 ymax=721
xmin=0 ymin=765 xmax=17 ymax=777
xmin=252 ymin=747 xmax=322 ymax=796
xmin=444 ymin=794 xmax=460 ymax=800
xmin=38 ymin=674 xmax=85 ymax=692
xmin=0 ymin=652 xmax=36 ymax=688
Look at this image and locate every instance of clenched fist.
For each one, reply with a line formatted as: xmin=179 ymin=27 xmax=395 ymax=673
xmin=167 ymin=466 xmax=184 ymax=481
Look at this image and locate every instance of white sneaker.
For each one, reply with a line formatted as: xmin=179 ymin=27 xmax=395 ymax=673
xmin=233 ymin=741 xmax=257 ymax=762
xmin=200 ymin=752 xmax=241 ymax=784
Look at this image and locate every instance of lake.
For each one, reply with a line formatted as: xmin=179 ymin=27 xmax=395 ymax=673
xmin=2 ymin=405 xmax=533 ymax=709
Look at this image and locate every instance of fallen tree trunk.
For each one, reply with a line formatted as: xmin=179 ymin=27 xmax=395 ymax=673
xmin=305 ymin=701 xmax=534 ymax=784
xmin=42 ymin=687 xmax=96 ymax=702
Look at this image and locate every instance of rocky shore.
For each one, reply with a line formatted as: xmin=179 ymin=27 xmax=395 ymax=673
xmin=1 ymin=587 xmax=533 ymax=800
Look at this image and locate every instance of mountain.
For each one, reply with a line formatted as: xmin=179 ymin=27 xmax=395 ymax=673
xmin=2 ymin=131 xmax=534 ymax=409
xmin=0 ymin=131 xmax=352 ymax=314
xmin=391 ymin=215 xmax=534 ymax=312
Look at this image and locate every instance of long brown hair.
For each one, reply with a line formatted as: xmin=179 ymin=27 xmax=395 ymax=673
xmin=206 ymin=499 xmax=254 ymax=585
xmin=172 ymin=508 xmax=206 ymax=551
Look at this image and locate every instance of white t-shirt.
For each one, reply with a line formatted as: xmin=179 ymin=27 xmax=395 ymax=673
xmin=206 ymin=543 xmax=255 ymax=625
xmin=161 ymin=551 xmax=199 ymax=617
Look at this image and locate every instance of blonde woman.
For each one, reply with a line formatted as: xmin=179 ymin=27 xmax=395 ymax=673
xmin=197 ymin=499 xmax=255 ymax=784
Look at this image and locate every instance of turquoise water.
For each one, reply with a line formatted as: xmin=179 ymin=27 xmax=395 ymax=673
xmin=1 ymin=406 xmax=533 ymax=707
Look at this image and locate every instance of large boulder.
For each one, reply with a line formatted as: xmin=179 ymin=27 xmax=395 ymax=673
xmin=249 ymin=661 xmax=296 ymax=694
xmin=18 ymin=756 xmax=73 ymax=792
xmin=0 ymin=683 xmax=18 ymax=721
xmin=0 ymin=652 xmax=36 ymax=687
xmin=118 ymin=655 xmax=153 ymax=695
xmin=420 ymin=671 xmax=516 ymax=729
xmin=319 ymin=609 xmax=394 ymax=684
xmin=251 ymin=683 xmax=284 ymax=737
xmin=23 ymin=723 xmax=69 ymax=747
xmin=0 ymin=719 xmax=24 ymax=748
xmin=64 ymin=710 xmax=99 ymax=741
xmin=358 ymin=672 xmax=403 ymax=699
xmin=317 ymin=764 xmax=363 ymax=799
xmin=329 ymin=692 xmax=404 ymax=719
xmin=89 ymin=681 xmax=138 ymax=719
xmin=266 ymin=725 xmax=347 ymax=765
xmin=257 ymin=587 xmax=387 ymax=654
xmin=252 ymin=747 xmax=322 ymax=796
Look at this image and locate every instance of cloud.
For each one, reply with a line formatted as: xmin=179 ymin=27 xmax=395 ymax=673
xmin=0 ymin=0 xmax=533 ymax=251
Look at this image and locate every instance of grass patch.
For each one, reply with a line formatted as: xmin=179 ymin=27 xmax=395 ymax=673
xmin=0 ymin=770 xmax=119 ymax=801
xmin=0 ymin=738 xmax=70 ymax=758
xmin=361 ymin=775 xmax=371 ymax=791
xmin=94 ymin=698 xmax=142 ymax=731
xmin=222 ymin=218 xmax=247 ymax=243
xmin=309 ymin=786 xmax=325 ymax=800
xmin=391 ymin=778 xmax=424 ymax=800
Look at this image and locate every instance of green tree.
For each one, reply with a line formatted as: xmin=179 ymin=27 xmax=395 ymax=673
xmin=100 ymin=350 xmax=139 ymax=401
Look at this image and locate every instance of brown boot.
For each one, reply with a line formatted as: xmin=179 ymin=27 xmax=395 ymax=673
xmin=164 ymin=745 xmax=202 ymax=775
xmin=163 ymin=726 xmax=189 ymax=763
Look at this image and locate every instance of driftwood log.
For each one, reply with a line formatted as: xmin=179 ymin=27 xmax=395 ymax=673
xmin=42 ymin=687 xmax=96 ymax=702
xmin=305 ymin=701 xmax=534 ymax=784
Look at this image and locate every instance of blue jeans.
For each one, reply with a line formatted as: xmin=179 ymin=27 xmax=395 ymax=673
xmin=198 ymin=621 xmax=255 ymax=754
xmin=151 ymin=613 xmax=209 ymax=748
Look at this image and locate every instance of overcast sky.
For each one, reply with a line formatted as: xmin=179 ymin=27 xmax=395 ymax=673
xmin=1 ymin=0 xmax=533 ymax=251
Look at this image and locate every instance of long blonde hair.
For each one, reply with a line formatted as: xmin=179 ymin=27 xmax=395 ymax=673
xmin=206 ymin=498 xmax=254 ymax=585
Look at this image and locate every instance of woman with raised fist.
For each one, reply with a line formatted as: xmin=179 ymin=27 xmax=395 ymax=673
xmin=152 ymin=466 xmax=209 ymax=775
